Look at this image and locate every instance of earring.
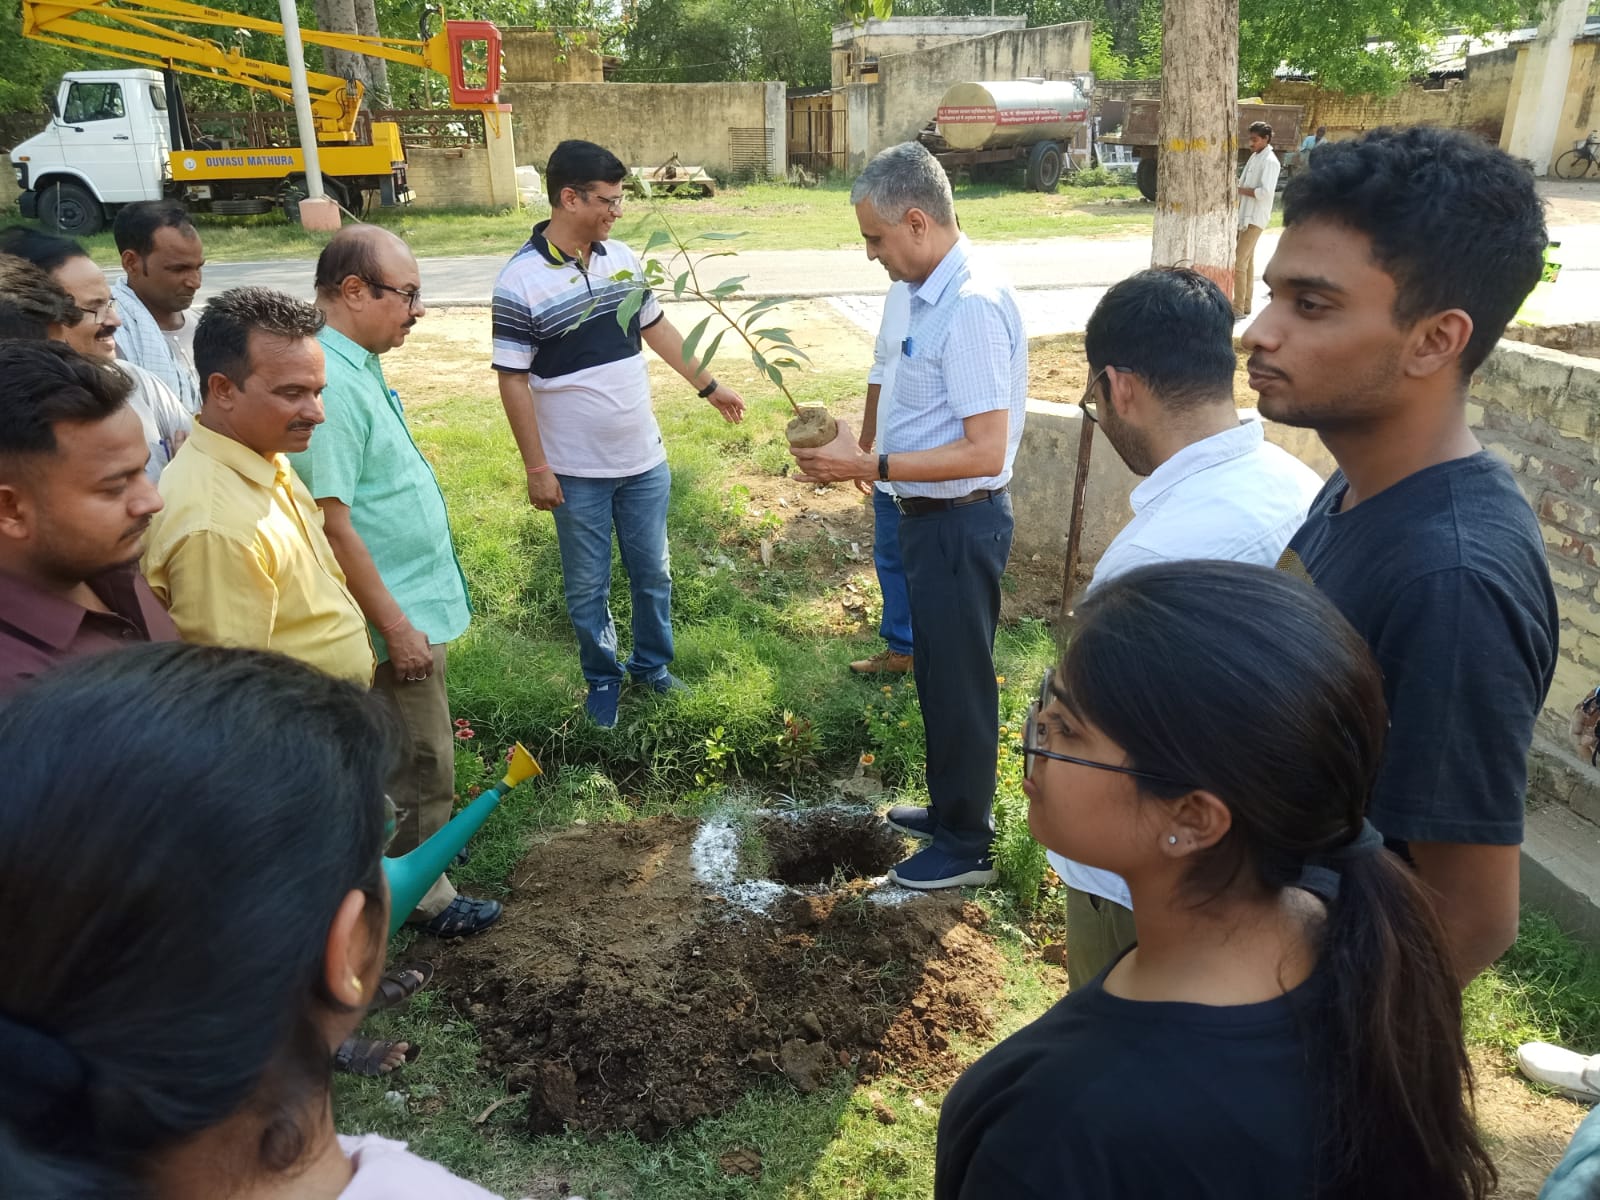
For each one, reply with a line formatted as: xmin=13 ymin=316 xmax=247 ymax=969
xmin=350 ymin=975 xmax=364 ymax=995
xmin=1167 ymin=835 xmax=1178 ymax=846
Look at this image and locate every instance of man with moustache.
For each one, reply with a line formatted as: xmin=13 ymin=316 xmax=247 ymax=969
xmin=1243 ymin=125 xmax=1557 ymax=985
xmin=289 ymin=226 xmax=496 ymax=939
xmin=110 ymin=201 xmax=206 ymax=414
xmin=492 ymin=139 xmax=746 ymax=729
xmin=141 ymin=288 xmax=373 ymax=688
xmin=0 ymin=341 xmax=174 ymax=696
xmin=0 ymin=227 xmax=191 ymax=480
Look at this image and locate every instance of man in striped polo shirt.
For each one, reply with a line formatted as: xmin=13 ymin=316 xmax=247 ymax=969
xmin=492 ymin=140 xmax=745 ymax=729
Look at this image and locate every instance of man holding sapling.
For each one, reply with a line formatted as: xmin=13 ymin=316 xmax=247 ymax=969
xmin=789 ymin=141 xmax=1027 ymax=890
xmin=492 ymin=139 xmax=745 ymax=730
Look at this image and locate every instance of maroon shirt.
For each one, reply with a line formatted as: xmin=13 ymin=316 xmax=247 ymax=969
xmin=0 ymin=565 xmax=179 ymax=697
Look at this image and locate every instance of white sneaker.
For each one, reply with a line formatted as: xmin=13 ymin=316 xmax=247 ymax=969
xmin=1517 ymin=1041 xmax=1600 ymax=1101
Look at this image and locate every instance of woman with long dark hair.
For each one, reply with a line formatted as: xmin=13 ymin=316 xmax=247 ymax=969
xmin=935 ymin=560 xmax=1494 ymax=1200
xmin=0 ymin=644 xmax=506 ymax=1199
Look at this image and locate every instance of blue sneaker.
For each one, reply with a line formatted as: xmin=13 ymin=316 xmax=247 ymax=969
xmin=888 ymin=845 xmax=997 ymax=890
xmin=885 ymin=804 xmax=936 ymax=840
xmin=585 ymin=681 xmax=620 ymax=729
xmin=634 ymin=670 xmax=687 ymax=695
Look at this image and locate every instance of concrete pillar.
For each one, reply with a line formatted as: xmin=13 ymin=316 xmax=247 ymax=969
xmin=1504 ymin=0 xmax=1589 ymax=175
xmin=764 ymin=83 xmax=787 ymax=179
xmin=484 ymin=108 xmax=520 ymax=209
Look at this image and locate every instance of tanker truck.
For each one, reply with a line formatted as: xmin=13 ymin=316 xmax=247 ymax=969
xmin=916 ymin=77 xmax=1092 ymax=193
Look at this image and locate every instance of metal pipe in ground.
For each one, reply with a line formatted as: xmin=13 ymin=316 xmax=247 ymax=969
xmin=1058 ymin=415 xmax=1095 ymax=650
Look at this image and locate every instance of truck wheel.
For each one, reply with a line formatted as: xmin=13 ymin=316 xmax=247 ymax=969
xmin=1136 ymin=156 xmax=1158 ymax=202
xmin=38 ymin=181 xmax=105 ymax=236
xmin=1026 ymin=141 xmax=1063 ymax=193
xmin=280 ymin=175 xmax=350 ymax=222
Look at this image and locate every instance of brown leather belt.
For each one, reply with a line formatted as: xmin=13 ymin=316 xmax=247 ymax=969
xmin=892 ymin=487 xmax=1007 ymax=517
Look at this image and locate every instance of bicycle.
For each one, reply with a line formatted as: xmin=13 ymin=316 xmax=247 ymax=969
xmin=1554 ymin=131 xmax=1600 ymax=180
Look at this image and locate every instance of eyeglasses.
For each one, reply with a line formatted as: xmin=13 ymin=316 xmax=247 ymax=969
xmin=581 ymin=189 xmax=625 ymax=215
xmin=362 ymin=278 xmax=424 ymax=311
xmin=1078 ymin=368 xmax=1108 ymax=424
xmin=1020 ymin=668 xmax=1194 ymax=788
xmin=72 ymin=297 xmax=118 ymax=325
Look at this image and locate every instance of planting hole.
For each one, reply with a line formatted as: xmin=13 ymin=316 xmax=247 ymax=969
xmin=758 ymin=808 xmax=904 ymax=885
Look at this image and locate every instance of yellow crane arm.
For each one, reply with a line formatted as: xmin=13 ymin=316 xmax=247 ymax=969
xmin=23 ymin=0 xmax=478 ymax=139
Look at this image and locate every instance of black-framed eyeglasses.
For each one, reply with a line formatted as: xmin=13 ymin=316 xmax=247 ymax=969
xmin=1079 ymin=368 xmax=1108 ymax=424
xmin=1020 ymin=668 xmax=1194 ymax=787
xmin=72 ymin=297 xmax=118 ymax=325
xmin=362 ymin=278 xmax=424 ymax=311
xmin=581 ymin=188 xmax=625 ymax=215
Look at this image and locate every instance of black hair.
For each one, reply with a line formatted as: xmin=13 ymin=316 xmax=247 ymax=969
xmin=0 ymin=254 xmax=77 ymax=340
xmin=1084 ymin=268 xmax=1237 ymax=408
xmin=195 ymin=286 xmax=326 ymax=400
xmin=0 ymin=341 xmax=131 ymax=459
xmin=1062 ymin=560 xmax=1493 ymax=1200
xmin=0 ymin=644 xmax=394 ymax=1198
xmin=313 ymin=229 xmax=386 ymax=299
xmin=1282 ymin=125 xmax=1546 ymax=376
xmin=1248 ymin=120 xmax=1273 ymax=140
xmin=545 ymin=139 xmax=627 ymax=206
xmin=0 ymin=226 xmax=89 ymax=273
xmin=111 ymin=200 xmax=197 ymax=258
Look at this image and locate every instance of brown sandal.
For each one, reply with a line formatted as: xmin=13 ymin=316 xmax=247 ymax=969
xmin=333 ymin=1036 xmax=421 ymax=1077
xmin=371 ymin=962 xmax=434 ymax=1013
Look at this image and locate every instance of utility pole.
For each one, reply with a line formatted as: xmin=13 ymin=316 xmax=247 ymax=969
xmin=279 ymin=0 xmax=341 ymax=230
xmin=1149 ymin=0 xmax=1238 ymax=289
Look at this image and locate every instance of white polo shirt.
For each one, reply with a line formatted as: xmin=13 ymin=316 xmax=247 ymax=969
xmin=491 ymin=222 xmax=666 ymax=478
xmin=1050 ymin=419 xmax=1324 ymax=909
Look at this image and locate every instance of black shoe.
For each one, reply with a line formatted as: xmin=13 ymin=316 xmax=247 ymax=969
xmin=413 ymin=895 xmax=503 ymax=938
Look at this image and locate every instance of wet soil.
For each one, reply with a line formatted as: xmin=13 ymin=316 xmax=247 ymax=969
xmin=435 ymin=811 xmax=1006 ymax=1140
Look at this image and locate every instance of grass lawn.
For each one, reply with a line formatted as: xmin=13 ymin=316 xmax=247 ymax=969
xmin=324 ymin=307 xmax=1600 ymax=1198
xmin=49 ymin=177 xmax=1150 ymax=265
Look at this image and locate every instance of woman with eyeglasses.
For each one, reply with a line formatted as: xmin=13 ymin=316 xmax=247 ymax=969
xmin=935 ymin=560 xmax=1493 ymax=1200
xmin=0 ymin=644 xmax=513 ymax=1200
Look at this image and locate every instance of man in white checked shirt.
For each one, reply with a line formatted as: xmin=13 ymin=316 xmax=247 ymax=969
xmin=791 ymin=142 xmax=1027 ymax=890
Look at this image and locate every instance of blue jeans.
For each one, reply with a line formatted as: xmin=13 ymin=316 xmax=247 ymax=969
xmin=549 ymin=460 xmax=673 ymax=686
xmin=872 ymin=488 xmax=914 ymax=656
xmin=897 ymin=491 xmax=1014 ymax=860
xmin=1544 ymin=1106 xmax=1600 ymax=1200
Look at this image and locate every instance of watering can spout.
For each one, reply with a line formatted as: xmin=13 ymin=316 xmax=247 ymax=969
xmin=382 ymin=742 xmax=541 ymax=935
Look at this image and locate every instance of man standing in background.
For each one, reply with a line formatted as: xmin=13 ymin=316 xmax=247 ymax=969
xmin=111 ymin=200 xmax=205 ymax=414
xmin=1234 ymin=121 xmax=1280 ymax=320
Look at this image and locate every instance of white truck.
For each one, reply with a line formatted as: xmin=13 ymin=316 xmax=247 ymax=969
xmin=12 ymin=70 xmax=176 ymax=235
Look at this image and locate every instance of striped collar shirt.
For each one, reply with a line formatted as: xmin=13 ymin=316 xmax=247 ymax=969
xmin=111 ymin=279 xmax=201 ymax=414
xmin=881 ymin=238 xmax=1028 ymax=499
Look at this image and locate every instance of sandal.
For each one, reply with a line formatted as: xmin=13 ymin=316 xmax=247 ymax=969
xmin=333 ymin=1035 xmax=421 ymax=1077
xmin=371 ymin=962 xmax=434 ymax=1013
xmin=414 ymin=895 xmax=503 ymax=939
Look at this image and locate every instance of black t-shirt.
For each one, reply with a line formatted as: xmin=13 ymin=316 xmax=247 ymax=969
xmin=1280 ymin=452 xmax=1558 ymax=847
xmin=935 ymin=973 xmax=1319 ymax=1200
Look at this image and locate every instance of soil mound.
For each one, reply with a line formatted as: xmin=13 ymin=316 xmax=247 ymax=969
xmin=435 ymin=811 xmax=1006 ymax=1139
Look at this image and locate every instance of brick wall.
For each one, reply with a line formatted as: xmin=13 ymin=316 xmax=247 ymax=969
xmin=1470 ymin=338 xmax=1600 ymax=818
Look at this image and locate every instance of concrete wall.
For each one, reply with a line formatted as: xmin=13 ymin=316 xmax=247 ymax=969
xmin=842 ymin=22 xmax=1092 ymax=169
xmin=503 ymin=29 xmax=606 ymax=83
xmin=1551 ymin=41 xmax=1600 ymax=165
xmin=1470 ymin=338 xmax=1600 ymax=825
xmin=831 ymin=16 xmax=1026 ymax=87
xmin=498 ymin=82 xmax=786 ymax=180
xmin=1261 ymin=46 xmax=1518 ymax=143
xmin=405 ymin=113 xmax=520 ymax=209
xmin=1009 ymin=404 xmax=1336 ymax=564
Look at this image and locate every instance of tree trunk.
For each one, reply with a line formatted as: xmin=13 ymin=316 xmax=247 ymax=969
xmin=312 ymin=0 xmax=368 ymax=97
xmin=1150 ymin=0 xmax=1238 ymax=293
xmin=352 ymin=0 xmax=390 ymax=108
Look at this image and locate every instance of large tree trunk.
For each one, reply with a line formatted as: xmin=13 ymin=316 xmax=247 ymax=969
xmin=1150 ymin=0 xmax=1238 ymax=291
xmin=352 ymin=0 xmax=390 ymax=108
xmin=312 ymin=0 xmax=369 ymax=97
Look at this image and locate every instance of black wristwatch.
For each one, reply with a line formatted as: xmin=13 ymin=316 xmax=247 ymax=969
xmin=878 ymin=453 xmax=890 ymax=482
xmin=697 ymin=378 xmax=719 ymax=399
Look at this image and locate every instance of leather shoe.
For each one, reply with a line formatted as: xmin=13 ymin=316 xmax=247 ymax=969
xmin=850 ymin=650 xmax=913 ymax=675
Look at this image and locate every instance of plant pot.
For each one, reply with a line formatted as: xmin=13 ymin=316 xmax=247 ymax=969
xmin=785 ymin=405 xmax=838 ymax=449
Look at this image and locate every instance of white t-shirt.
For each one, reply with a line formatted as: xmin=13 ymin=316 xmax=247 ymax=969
xmin=1050 ymin=420 xmax=1324 ymax=910
xmin=1238 ymin=147 xmax=1281 ymax=231
xmin=338 ymin=1134 xmax=509 ymax=1199
xmin=491 ymin=224 xmax=666 ymax=479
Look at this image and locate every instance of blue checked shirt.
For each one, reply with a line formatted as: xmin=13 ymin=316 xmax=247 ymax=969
xmin=882 ymin=238 xmax=1027 ymax=499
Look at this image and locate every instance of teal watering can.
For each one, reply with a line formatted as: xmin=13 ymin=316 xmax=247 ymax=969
xmin=382 ymin=742 xmax=542 ymax=936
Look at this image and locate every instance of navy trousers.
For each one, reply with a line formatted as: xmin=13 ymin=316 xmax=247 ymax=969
xmin=896 ymin=491 xmax=1014 ymax=860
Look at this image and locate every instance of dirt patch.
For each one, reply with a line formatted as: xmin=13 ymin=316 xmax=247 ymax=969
xmin=1028 ymin=332 xmax=1263 ymax=409
xmin=759 ymin=808 xmax=904 ymax=885
xmin=434 ymin=811 xmax=1005 ymax=1140
xmin=1473 ymin=1047 xmax=1588 ymax=1199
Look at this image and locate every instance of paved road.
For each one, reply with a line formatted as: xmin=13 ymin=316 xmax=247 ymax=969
xmin=196 ymin=222 xmax=1600 ymax=334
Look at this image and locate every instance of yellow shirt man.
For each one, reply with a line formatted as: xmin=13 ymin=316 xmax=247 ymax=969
xmin=142 ymin=423 xmax=375 ymax=685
